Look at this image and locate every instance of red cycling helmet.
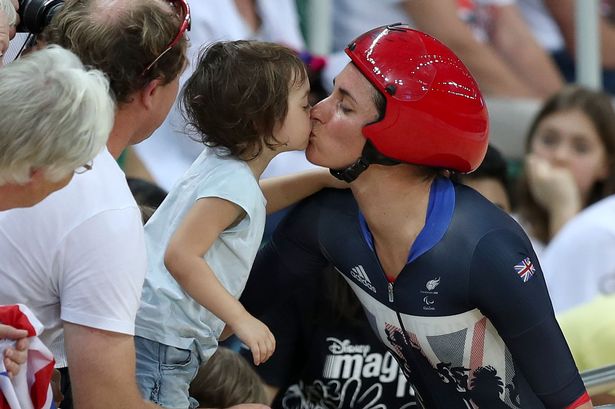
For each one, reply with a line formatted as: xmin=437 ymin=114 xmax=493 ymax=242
xmin=345 ymin=24 xmax=489 ymax=173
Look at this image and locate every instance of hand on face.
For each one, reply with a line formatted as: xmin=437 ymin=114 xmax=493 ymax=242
xmin=525 ymin=153 xmax=582 ymax=215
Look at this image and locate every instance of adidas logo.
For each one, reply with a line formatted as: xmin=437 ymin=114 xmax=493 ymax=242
xmin=350 ymin=265 xmax=376 ymax=293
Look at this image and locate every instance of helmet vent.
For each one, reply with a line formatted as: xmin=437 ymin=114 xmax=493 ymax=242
xmin=385 ymin=84 xmax=397 ymax=95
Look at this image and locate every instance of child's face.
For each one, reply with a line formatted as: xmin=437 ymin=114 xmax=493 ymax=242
xmin=530 ymin=108 xmax=609 ymax=200
xmin=273 ymin=77 xmax=312 ymax=152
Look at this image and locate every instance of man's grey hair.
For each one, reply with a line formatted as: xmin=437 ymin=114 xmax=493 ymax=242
xmin=0 ymin=0 xmax=17 ymax=27
xmin=0 ymin=45 xmax=115 ymax=184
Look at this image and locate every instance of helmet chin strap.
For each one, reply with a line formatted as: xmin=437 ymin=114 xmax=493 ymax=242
xmin=330 ymin=140 xmax=400 ymax=182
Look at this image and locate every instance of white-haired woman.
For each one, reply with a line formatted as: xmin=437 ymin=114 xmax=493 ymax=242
xmin=0 ymin=44 xmax=115 ymax=210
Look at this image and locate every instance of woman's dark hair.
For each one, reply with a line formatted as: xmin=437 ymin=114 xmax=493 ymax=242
xmin=368 ymin=77 xmax=441 ymax=180
xmin=516 ymin=86 xmax=615 ymax=242
xmin=181 ymin=40 xmax=308 ymax=160
xmin=318 ymin=266 xmax=364 ymax=326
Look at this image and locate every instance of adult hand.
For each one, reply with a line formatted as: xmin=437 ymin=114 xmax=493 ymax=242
xmin=0 ymin=323 xmax=29 ymax=378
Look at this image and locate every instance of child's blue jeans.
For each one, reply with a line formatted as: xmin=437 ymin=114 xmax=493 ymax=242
xmin=135 ymin=335 xmax=201 ymax=409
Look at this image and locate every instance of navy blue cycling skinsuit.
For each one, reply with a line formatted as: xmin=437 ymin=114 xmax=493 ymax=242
xmin=242 ymin=177 xmax=589 ymax=409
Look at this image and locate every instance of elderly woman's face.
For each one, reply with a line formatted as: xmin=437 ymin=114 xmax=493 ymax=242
xmin=306 ymin=63 xmax=379 ymax=171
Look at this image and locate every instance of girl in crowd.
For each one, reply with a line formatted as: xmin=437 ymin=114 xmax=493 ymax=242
xmin=515 ymin=86 xmax=615 ymax=255
xmin=134 ymin=40 xmax=342 ymax=409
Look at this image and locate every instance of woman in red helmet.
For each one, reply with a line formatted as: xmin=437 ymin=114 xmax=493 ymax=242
xmin=241 ymin=24 xmax=592 ymax=409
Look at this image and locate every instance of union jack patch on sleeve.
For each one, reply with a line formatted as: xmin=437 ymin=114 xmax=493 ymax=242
xmin=514 ymin=257 xmax=536 ymax=283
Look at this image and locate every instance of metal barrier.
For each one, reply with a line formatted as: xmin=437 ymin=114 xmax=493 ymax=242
xmin=581 ymin=364 xmax=615 ymax=396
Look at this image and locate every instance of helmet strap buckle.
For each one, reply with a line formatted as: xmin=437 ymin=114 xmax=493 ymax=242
xmin=329 ymin=140 xmax=400 ymax=182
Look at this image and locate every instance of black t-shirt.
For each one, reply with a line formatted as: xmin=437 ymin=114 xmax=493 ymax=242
xmin=242 ymin=272 xmax=416 ymax=409
xmin=241 ymin=178 xmax=588 ymax=409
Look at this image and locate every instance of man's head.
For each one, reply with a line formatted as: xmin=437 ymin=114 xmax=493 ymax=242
xmin=308 ymin=24 xmax=489 ymax=182
xmin=45 ymin=0 xmax=187 ymax=104
xmin=0 ymin=45 xmax=114 ymax=208
xmin=43 ymin=0 xmax=188 ymax=145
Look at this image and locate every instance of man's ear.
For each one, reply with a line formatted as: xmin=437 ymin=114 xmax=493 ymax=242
xmin=140 ymin=78 xmax=164 ymax=110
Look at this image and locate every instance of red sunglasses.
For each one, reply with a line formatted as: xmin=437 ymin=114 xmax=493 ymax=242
xmin=142 ymin=0 xmax=191 ymax=75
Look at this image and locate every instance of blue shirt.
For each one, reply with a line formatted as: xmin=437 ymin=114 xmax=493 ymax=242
xmin=242 ymin=178 xmax=587 ymax=409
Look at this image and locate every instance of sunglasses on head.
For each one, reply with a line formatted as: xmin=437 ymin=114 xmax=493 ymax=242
xmin=142 ymin=0 xmax=191 ymax=75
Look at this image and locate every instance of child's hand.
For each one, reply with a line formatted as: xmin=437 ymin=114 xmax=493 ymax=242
xmin=231 ymin=313 xmax=275 ymax=366
xmin=0 ymin=324 xmax=29 ymax=378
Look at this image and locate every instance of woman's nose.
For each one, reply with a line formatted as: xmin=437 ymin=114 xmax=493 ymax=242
xmin=310 ymin=96 xmax=331 ymax=122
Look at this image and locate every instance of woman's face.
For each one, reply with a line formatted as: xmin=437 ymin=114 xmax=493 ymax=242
xmin=306 ymin=64 xmax=379 ymax=171
xmin=530 ymin=108 xmax=610 ymax=198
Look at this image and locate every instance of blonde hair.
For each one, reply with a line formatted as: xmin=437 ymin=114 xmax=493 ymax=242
xmin=0 ymin=45 xmax=113 ymax=184
xmin=189 ymin=347 xmax=268 ymax=408
xmin=44 ymin=0 xmax=187 ymax=104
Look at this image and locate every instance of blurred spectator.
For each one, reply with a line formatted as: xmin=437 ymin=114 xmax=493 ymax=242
xmin=127 ymin=177 xmax=168 ymax=210
xmin=132 ymin=0 xmax=313 ymax=192
xmin=453 ymin=145 xmax=512 ymax=212
xmin=126 ymin=177 xmax=168 ymax=224
xmin=514 ymin=86 xmax=615 ymax=256
xmin=0 ymin=0 xmax=188 ymax=408
xmin=558 ymin=293 xmax=615 ymax=405
xmin=518 ymin=0 xmax=615 ymax=94
xmin=324 ymin=0 xmax=564 ymax=99
xmin=190 ymin=346 xmax=269 ymax=408
xmin=540 ymin=193 xmax=615 ymax=313
xmin=0 ymin=45 xmax=113 ymax=210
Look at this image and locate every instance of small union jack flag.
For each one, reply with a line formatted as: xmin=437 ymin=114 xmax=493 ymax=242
xmin=514 ymin=257 xmax=536 ymax=283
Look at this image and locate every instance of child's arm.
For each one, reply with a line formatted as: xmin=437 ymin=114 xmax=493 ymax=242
xmin=260 ymin=168 xmax=347 ymax=214
xmin=164 ymin=198 xmax=275 ymax=365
